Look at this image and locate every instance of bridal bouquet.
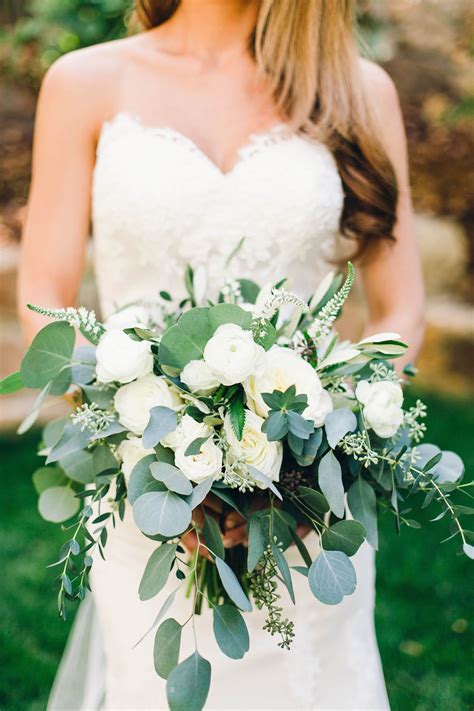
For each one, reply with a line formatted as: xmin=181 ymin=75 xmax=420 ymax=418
xmin=2 ymin=263 xmax=472 ymax=710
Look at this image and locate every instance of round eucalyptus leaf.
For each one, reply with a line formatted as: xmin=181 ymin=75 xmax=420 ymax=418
xmin=133 ymin=490 xmax=192 ymax=537
xmin=433 ymin=451 xmax=465 ymax=484
xmin=150 ymin=461 xmax=193 ymax=495
xmin=347 ymin=477 xmax=378 ymax=549
xmin=139 ymin=543 xmax=178 ymax=601
xmin=154 ymin=618 xmax=182 ymax=679
xmin=208 ymin=303 xmax=252 ymax=330
xmin=38 ymin=486 xmax=79 ymax=523
xmin=213 ymin=604 xmax=250 ymax=660
xmin=127 ymin=454 xmax=159 ymax=504
xmin=322 ymin=520 xmax=366 ymax=557
xmin=32 ymin=466 xmax=67 ymax=494
xmin=60 ymin=449 xmax=94 ymax=484
xmin=308 ymin=550 xmax=357 ymax=605
xmin=21 ymin=321 xmax=75 ymax=389
xmin=324 ymin=407 xmax=357 ymax=449
xmin=166 ymin=652 xmax=211 ymax=711
xmin=159 ymin=308 xmax=212 ymax=370
xmin=298 ymin=486 xmax=330 ymax=514
xmin=318 ymin=451 xmax=345 ymax=519
xmin=42 ymin=418 xmax=67 ymax=449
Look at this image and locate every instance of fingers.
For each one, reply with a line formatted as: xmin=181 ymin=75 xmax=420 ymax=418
xmin=222 ymin=522 xmax=248 ymax=548
xmin=181 ymin=530 xmax=213 ymax=561
xmin=296 ymin=523 xmax=312 ymax=539
xmin=224 ymin=511 xmax=245 ymax=531
xmin=202 ymin=493 xmax=223 ymax=514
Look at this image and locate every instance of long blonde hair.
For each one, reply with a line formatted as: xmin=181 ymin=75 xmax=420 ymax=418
xmin=132 ymin=0 xmax=398 ymax=256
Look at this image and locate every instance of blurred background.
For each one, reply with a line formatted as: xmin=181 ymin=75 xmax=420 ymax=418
xmin=0 ymin=1 xmax=473 ymax=710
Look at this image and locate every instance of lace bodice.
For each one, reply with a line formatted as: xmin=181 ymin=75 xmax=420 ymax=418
xmin=92 ymin=112 xmax=345 ymax=317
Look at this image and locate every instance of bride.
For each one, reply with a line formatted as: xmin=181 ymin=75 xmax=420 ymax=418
xmin=19 ymin=1 xmax=424 ymax=709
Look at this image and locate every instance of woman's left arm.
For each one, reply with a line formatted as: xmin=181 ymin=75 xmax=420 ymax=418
xmin=358 ymin=60 xmax=425 ymax=366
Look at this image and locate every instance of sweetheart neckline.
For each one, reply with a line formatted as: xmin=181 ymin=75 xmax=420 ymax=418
xmin=98 ymin=112 xmax=309 ymax=177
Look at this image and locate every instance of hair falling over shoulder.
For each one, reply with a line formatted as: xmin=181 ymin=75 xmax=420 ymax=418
xmin=132 ymin=0 xmax=398 ymax=258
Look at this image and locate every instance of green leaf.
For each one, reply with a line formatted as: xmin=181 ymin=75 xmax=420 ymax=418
xmin=139 ymin=543 xmax=178 ymax=601
xmin=133 ymin=490 xmax=192 ymax=537
xmin=92 ymin=444 xmax=119 ymax=477
xmin=154 ymin=618 xmax=182 ymax=679
xmin=247 ymin=515 xmax=264 ymax=572
xmin=186 ymin=477 xmax=214 ymax=510
xmin=286 ymin=411 xmax=314 ymax=440
xmin=38 ymin=486 xmax=80 ymax=523
xmin=60 ymin=449 xmax=94 ymax=484
xmin=208 ymin=303 xmax=253 ymax=330
xmin=253 ymin=319 xmax=276 ymax=351
xmin=213 ymin=605 xmax=250 ymax=660
xmin=318 ymin=451 xmax=345 ymax=519
xmin=159 ymin=308 xmax=212 ymax=370
xmin=272 ymin=544 xmax=295 ymax=603
xmin=347 ymin=477 xmax=378 ymax=549
xmin=42 ymin=418 xmax=67 ymax=449
xmin=294 ymin=428 xmax=323 ymax=467
xmin=0 ymin=370 xmax=23 ymax=395
xmin=166 ymin=652 xmax=211 ymax=711
xmin=184 ymin=436 xmax=210 ymax=456
xmin=254 ymin=508 xmax=296 ymax=550
xmin=82 ymin=384 xmax=116 ymax=410
xmin=17 ymin=381 xmax=52 ymax=435
xmin=203 ymin=514 xmax=225 ymax=558
xmin=297 ymin=486 xmax=330 ymax=514
xmin=229 ymin=392 xmax=246 ymax=440
xmin=127 ymin=454 xmax=160 ymax=504
xmin=150 ymin=462 xmax=193 ymax=496
xmin=261 ymin=411 xmax=288 ymax=441
xmin=215 ymin=557 xmax=252 ymax=612
xmin=290 ymin=529 xmax=313 ymax=567
xmin=32 ymin=466 xmax=67 ymax=494
xmin=324 ymin=408 xmax=357 ymax=449
xmin=143 ymin=407 xmax=178 ymax=449
xmin=322 ymin=520 xmax=366 ymax=556
xmin=423 ymin=452 xmax=443 ymax=472
xmin=237 ymin=279 xmax=260 ymax=304
xmin=46 ymin=422 xmax=91 ymax=464
xmin=71 ymin=345 xmax=96 ymax=385
xmin=308 ymin=549 xmax=357 ymax=604
xmin=462 ymin=543 xmax=474 ymax=560
xmin=247 ymin=466 xmax=282 ymax=501
xmin=20 ymin=321 xmax=75 ymax=389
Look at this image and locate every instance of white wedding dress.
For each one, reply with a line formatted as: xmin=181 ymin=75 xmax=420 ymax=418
xmin=48 ymin=113 xmax=390 ymax=711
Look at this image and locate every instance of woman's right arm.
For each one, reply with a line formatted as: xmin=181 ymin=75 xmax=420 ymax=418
xmin=18 ymin=52 xmax=102 ymax=343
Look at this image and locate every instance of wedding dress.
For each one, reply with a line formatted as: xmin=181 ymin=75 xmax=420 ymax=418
xmin=48 ymin=113 xmax=390 ymax=711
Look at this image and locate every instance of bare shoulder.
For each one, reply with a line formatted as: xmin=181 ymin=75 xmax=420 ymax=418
xmin=358 ymin=58 xmax=400 ymax=106
xmin=38 ymin=35 xmax=144 ymax=132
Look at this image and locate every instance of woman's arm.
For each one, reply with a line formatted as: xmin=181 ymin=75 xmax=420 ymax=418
xmin=357 ymin=60 xmax=425 ymax=367
xmin=18 ymin=51 xmax=105 ymax=343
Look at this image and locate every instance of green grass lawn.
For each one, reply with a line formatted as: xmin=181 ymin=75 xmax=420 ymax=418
xmin=0 ymin=390 xmax=473 ymax=711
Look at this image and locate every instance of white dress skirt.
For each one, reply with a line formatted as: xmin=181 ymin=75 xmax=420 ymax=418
xmin=48 ymin=112 xmax=390 ymax=711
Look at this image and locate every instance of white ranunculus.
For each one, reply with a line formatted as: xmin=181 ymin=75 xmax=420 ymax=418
xmin=104 ymin=305 xmax=150 ymax=330
xmin=161 ymin=414 xmax=212 ymax=451
xmin=203 ymin=323 xmax=265 ymax=386
xmin=114 ymin=373 xmax=183 ymax=435
xmin=244 ymin=345 xmax=333 ymax=426
xmin=224 ymin=410 xmax=282 ymax=486
xmin=356 ymin=380 xmax=404 ymax=438
xmin=95 ymin=329 xmax=153 ymax=384
xmin=117 ymin=436 xmax=154 ymax=484
xmin=175 ymin=437 xmax=223 ymax=483
xmin=180 ymin=359 xmax=220 ymax=395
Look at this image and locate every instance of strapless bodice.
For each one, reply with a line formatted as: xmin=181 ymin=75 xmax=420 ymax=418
xmin=92 ymin=113 xmax=345 ymax=317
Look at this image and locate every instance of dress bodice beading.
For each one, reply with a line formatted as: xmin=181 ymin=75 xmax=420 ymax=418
xmin=92 ymin=112 xmax=345 ymax=317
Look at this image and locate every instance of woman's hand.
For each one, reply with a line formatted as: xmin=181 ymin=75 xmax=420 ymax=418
xmin=181 ymin=494 xmax=248 ymax=560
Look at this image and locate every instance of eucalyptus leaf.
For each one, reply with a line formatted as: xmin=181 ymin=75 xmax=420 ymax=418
xmin=184 ymin=436 xmax=210 ymax=456
xmin=297 ymin=486 xmax=330 ymax=514
xmin=247 ymin=515 xmax=264 ymax=572
xmin=203 ymin=514 xmax=225 ymax=558
xmin=71 ymin=345 xmax=96 ymax=385
xmin=318 ymin=451 xmax=345 ymax=519
xmin=261 ymin=411 xmax=288 ymax=441
xmin=166 ymin=652 xmax=211 ymax=711
xmin=38 ymin=486 xmax=79 ymax=523
xmin=462 ymin=543 xmax=474 ymax=560
xmin=21 ymin=321 xmax=75 ymax=389
xmin=347 ymin=477 xmax=378 ymax=549
xmin=186 ymin=477 xmax=214 ymax=510
xmin=247 ymin=466 xmax=282 ymax=500
xmin=127 ymin=454 xmax=159 ymax=504
xmin=46 ymin=422 xmax=91 ymax=464
xmin=286 ymin=411 xmax=314 ymax=440
xmin=208 ymin=303 xmax=252 ymax=330
xmin=322 ymin=520 xmax=366 ymax=556
xmin=82 ymin=384 xmax=116 ymax=409
xmin=32 ymin=466 xmax=67 ymax=494
xmin=143 ymin=407 xmax=178 ymax=449
xmin=17 ymin=381 xmax=52 ymax=435
xmin=272 ymin=544 xmax=295 ymax=603
xmin=294 ymin=428 xmax=323 ymax=467
xmin=0 ymin=370 xmax=23 ymax=395
xmin=308 ymin=549 xmax=357 ymax=605
xmin=213 ymin=605 xmax=250 ymax=660
xmin=159 ymin=308 xmax=212 ymax=370
xmin=324 ymin=408 xmax=357 ymax=449
xmin=150 ymin=462 xmax=193 ymax=495
xmin=139 ymin=543 xmax=178 ymax=601
xmin=154 ymin=618 xmax=182 ymax=679
xmin=215 ymin=557 xmax=252 ymax=612
xmin=253 ymin=320 xmax=276 ymax=351
xmin=133 ymin=490 xmax=192 ymax=537
xmin=42 ymin=418 xmax=67 ymax=449
xmin=60 ymin=449 xmax=94 ymax=484
xmin=92 ymin=444 xmax=119 ymax=477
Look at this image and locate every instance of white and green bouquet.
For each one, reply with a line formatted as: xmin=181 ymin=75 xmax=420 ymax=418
xmin=2 ymin=262 xmax=472 ymax=710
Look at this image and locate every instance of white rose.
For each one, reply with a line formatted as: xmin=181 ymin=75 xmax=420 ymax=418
xmin=117 ymin=436 xmax=154 ymax=484
xmin=95 ymin=329 xmax=153 ymax=384
xmin=114 ymin=373 xmax=183 ymax=435
xmin=161 ymin=414 xmax=212 ymax=451
xmin=244 ymin=345 xmax=333 ymax=426
xmin=356 ymin=380 xmax=404 ymax=438
xmin=203 ymin=324 xmax=265 ymax=386
xmin=224 ymin=410 xmax=283 ymax=486
xmin=105 ymin=305 xmax=150 ymax=330
xmin=175 ymin=437 xmax=223 ymax=483
xmin=180 ymin=359 xmax=220 ymax=394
